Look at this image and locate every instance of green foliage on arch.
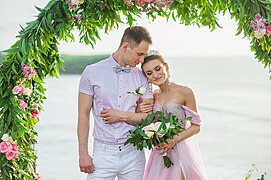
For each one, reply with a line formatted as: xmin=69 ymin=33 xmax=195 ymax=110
xmin=0 ymin=0 xmax=270 ymax=179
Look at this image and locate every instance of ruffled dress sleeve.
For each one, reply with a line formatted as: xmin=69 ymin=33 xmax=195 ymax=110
xmin=181 ymin=105 xmax=201 ymax=126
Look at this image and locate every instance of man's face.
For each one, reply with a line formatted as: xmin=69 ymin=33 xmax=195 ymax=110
xmin=124 ymin=41 xmax=149 ymax=67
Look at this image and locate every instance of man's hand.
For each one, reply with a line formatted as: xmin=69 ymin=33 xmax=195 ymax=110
xmin=79 ymin=153 xmax=94 ymax=174
xmin=100 ymin=108 xmax=125 ymax=124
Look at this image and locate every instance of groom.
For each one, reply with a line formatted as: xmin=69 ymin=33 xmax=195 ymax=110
xmin=77 ymin=26 xmax=153 ymax=180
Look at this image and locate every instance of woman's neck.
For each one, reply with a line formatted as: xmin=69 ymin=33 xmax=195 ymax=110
xmin=159 ymin=80 xmax=174 ymax=94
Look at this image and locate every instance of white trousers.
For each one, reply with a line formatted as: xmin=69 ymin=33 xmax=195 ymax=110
xmin=86 ymin=141 xmax=145 ymax=180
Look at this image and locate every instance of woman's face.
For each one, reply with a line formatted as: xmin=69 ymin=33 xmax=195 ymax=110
xmin=142 ymin=59 xmax=169 ymax=86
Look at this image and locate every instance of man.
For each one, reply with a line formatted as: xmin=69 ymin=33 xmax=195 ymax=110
xmin=77 ymin=26 xmax=153 ymax=180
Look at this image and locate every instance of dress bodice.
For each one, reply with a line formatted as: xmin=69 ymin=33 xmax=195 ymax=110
xmin=153 ymin=102 xmax=186 ymax=125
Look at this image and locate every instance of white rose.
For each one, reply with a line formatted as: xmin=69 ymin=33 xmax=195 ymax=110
xmin=79 ymin=0 xmax=84 ymax=4
xmin=144 ymin=131 xmax=155 ymax=139
xmin=254 ymin=29 xmax=266 ymax=39
xmin=138 ymin=87 xmax=146 ymax=95
xmin=142 ymin=123 xmax=155 ymax=131
xmin=153 ymin=122 xmax=162 ymax=131
xmin=8 ymin=137 xmax=15 ymax=144
xmin=166 ymin=122 xmax=175 ymax=129
xmin=1 ymin=134 xmax=15 ymax=144
xmin=142 ymin=123 xmax=156 ymax=139
xmin=1 ymin=133 xmax=9 ymax=142
xmin=23 ymin=88 xmax=32 ymax=96
xmin=71 ymin=0 xmax=84 ymax=6
xmin=157 ymin=131 xmax=164 ymax=138
xmin=154 ymin=122 xmax=165 ymax=138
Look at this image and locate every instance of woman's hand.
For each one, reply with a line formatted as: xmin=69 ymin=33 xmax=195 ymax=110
xmin=156 ymin=136 xmax=179 ymax=154
xmin=137 ymin=101 xmax=153 ymax=113
xmin=100 ymin=108 xmax=125 ymax=124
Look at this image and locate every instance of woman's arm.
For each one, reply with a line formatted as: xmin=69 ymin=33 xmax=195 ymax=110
xmin=157 ymin=87 xmax=201 ymax=154
xmin=100 ymin=98 xmax=153 ymax=125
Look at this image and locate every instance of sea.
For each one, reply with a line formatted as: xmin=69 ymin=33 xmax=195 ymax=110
xmin=36 ymin=56 xmax=271 ymax=180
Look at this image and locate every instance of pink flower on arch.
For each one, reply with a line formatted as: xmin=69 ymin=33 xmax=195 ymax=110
xmin=12 ymin=84 xmax=25 ymax=95
xmin=0 ymin=134 xmax=19 ymax=160
xmin=14 ymin=150 xmax=19 ymax=159
xmin=31 ymin=107 xmax=40 ymax=118
xmin=136 ymin=0 xmax=146 ymax=5
xmin=266 ymin=24 xmax=271 ymax=36
xmin=12 ymin=86 xmax=21 ymax=94
xmin=22 ymin=64 xmax=36 ymax=80
xmin=19 ymin=99 xmax=28 ymax=110
xmin=0 ymin=142 xmax=12 ymax=153
xmin=18 ymin=84 xmax=25 ymax=94
xmin=255 ymin=13 xmax=261 ymax=21
xmin=12 ymin=143 xmax=18 ymax=152
xmin=5 ymin=150 xmax=16 ymax=160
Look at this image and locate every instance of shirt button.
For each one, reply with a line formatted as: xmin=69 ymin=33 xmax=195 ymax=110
xmin=119 ymin=96 xmax=121 ymax=98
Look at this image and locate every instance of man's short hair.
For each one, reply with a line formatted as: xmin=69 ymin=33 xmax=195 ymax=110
xmin=119 ymin=26 xmax=152 ymax=48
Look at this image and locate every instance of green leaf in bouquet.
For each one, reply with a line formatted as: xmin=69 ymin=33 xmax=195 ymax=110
xmin=143 ymin=140 xmax=148 ymax=148
xmin=163 ymin=155 xmax=174 ymax=168
xmin=130 ymin=132 xmax=136 ymax=138
xmin=147 ymin=139 xmax=153 ymax=150
xmin=158 ymin=121 xmax=165 ymax=132
xmin=185 ymin=116 xmax=192 ymax=121
xmin=173 ymin=116 xmax=179 ymax=123
xmin=155 ymin=111 xmax=164 ymax=121
xmin=172 ymin=128 xmax=178 ymax=135
xmin=146 ymin=113 xmax=155 ymax=124
xmin=140 ymin=118 xmax=145 ymax=125
xmin=169 ymin=113 xmax=174 ymax=125
xmin=152 ymin=136 xmax=160 ymax=146
xmin=161 ymin=128 xmax=169 ymax=135
xmin=137 ymin=142 xmax=142 ymax=150
xmin=124 ymin=139 xmax=130 ymax=146
xmin=138 ymin=128 xmax=148 ymax=138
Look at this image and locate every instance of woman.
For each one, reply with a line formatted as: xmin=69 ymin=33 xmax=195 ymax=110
xmin=140 ymin=52 xmax=208 ymax=180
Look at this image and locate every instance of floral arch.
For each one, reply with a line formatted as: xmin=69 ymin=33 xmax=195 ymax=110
xmin=0 ymin=0 xmax=271 ymax=179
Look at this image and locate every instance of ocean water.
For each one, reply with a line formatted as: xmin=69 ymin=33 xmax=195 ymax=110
xmin=36 ymin=56 xmax=271 ymax=180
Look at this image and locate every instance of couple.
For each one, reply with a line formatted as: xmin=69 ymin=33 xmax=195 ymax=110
xmin=77 ymin=26 xmax=208 ymax=180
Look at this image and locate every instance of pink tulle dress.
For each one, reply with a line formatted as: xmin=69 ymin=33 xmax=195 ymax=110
xmin=143 ymin=102 xmax=208 ymax=180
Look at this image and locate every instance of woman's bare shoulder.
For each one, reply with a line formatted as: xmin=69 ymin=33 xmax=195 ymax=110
xmin=175 ymin=84 xmax=191 ymax=92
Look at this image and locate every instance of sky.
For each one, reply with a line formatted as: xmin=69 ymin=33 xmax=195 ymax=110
xmin=0 ymin=0 xmax=252 ymax=57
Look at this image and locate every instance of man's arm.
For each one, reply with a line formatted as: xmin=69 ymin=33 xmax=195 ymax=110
xmin=100 ymin=98 xmax=153 ymax=125
xmin=77 ymin=92 xmax=94 ymax=174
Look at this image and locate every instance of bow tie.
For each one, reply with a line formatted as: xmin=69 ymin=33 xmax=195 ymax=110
xmin=114 ymin=65 xmax=131 ymax=73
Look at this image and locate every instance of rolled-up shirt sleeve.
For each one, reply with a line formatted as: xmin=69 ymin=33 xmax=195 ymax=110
xmin=79 ymin=67 xmax=94 ymax=96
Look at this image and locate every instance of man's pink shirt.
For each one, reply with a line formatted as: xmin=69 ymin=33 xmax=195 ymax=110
xmin=79 ymin=56 xmax=152 ymax=145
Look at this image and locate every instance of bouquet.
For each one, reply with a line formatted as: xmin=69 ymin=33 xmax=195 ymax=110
xmin=124 ymin=111 xmax=191 ymax=168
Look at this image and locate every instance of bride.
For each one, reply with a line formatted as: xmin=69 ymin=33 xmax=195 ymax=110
xmin=139 ymin=52 xmax=208 ymax=180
